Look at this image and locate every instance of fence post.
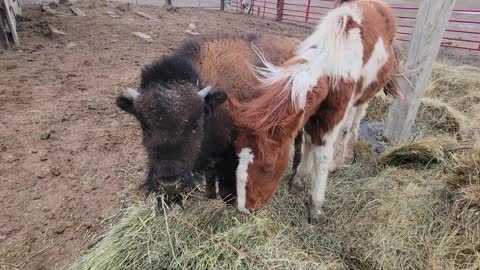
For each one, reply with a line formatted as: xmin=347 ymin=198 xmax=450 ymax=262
xmin=1 ymin=0 xmax=19 ymax=46
xmin=220 ymin=0 xmax=224 ymax=10
xmin=384 ymin=0 xmax=456 ymax=141
xmin=305 ymin=0 xmax=311 ymax=22
xmin=0 ymin=18 xmax=9 ymax=49
xmin=276 ymin=0 xmax=284 ymax=21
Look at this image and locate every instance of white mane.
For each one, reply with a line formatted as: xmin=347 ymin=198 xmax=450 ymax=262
xmin=250 ymin=3 xmax=365 ymax=110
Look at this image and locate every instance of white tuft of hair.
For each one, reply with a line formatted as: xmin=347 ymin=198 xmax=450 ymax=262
xmin=236 ymin=147 xmax=254 ymax=213
xmin=250 ymin=3 xmax=365 ymax=110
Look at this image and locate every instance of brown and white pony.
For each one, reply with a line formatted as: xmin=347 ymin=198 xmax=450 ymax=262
xmin=227 ymin=0 xmax=401 ymax=222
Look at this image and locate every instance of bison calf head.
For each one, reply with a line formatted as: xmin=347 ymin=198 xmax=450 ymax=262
xmin=116 ymin=82 xmax=226 ymax=194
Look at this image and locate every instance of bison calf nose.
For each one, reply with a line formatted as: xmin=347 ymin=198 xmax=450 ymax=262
xmin=157 ymin=178 xmax=180 ymax=193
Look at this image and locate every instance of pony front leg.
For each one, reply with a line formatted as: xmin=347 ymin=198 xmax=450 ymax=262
xmin=289 ymin=133 xmax=314 ymax=194
xmin=309 ymin=124 xmax=342 ymax=224
xmin=205 ymin=165 xmax=217 ymax=199
xmin=351 ymin=102 xmax=368 ymax=140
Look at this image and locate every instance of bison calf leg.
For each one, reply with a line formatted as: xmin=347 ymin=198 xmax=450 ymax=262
xmin=216 ymin=147 xmax=238 ymax=204
xmin=289 ymin=133 xmax=313 ymax=194
xmin=205 ymin=166 xmax=217 ymax=199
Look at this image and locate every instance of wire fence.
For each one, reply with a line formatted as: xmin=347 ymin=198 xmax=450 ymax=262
xmin=228 ymin=0 xmax=480 ymax=51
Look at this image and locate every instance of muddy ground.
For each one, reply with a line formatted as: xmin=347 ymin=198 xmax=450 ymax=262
xmin=0 ymin=1 xmax=478 ymax=269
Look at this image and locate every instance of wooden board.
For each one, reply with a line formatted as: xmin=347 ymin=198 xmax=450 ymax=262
xmin=132 ymin=31 xmax=152 ymax=42
xmin=384 ymin=0 xmax=457 ymax=141
xmin=1 ymin=0 xmax=19 ymax=45
xmin=70 ymin=6 xmax=86 ymax=17
xmin=134 ymin=11 xmax=158 ymax=21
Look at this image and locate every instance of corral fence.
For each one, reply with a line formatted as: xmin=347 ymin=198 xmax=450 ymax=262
xmin=226 ymin=0 xmax=480 ymax=52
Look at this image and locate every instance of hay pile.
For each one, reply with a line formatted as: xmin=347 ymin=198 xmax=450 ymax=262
xmin=71 ymin=62 xmax=480 ymax=270
xmin=428 ymin=63 xmax=480 ymax=116
xmin=447 ymin=140 xmax=480 ymax=210
xmin=72 ymin=142 xmax=480 ymax=270
xmin=365 ymin=63 xmax=480 ymax=137
xmin=378 ymin=136 xmax=458 ymax=166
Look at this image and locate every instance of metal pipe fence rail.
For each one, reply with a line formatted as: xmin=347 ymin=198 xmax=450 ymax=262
xmin=229 ymin=0 xmax=480 ymax=52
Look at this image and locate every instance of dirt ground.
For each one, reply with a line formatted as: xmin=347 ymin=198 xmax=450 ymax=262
xmin=0 ymin=1 xmax=478 ymax=269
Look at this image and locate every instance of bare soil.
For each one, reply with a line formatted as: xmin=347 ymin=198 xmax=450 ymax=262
xmin=0 ymin=1 xmax=477 ymax=269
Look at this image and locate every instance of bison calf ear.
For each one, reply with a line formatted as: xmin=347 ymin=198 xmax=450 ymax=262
xmin=204 ymin=91 xmax=227 ymax=114
xmin=116 ymin=96 xmax=136 ymax=115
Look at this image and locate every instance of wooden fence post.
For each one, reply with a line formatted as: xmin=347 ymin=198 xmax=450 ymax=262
xmin=0 ymin=18 xmax=9 ymax=49
xmin=384 ymin=0 xmax=456 ymax=141
xmin=276 ymin=0 xmax=284 ymax=21
xmin=1 ymin=0 xmax=19 ymax=46
xmin=220 ymin=0 xmax=224 ymax=11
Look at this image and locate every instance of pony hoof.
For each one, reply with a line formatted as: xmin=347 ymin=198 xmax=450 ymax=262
xmin=288 ymin=175 xmax=307 ymax=194
xmin=308 ymin=209 xmax=326 ymax=225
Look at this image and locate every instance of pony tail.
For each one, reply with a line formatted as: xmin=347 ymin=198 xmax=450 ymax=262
xmin=383 ymin=41 xmax=404 ymax=100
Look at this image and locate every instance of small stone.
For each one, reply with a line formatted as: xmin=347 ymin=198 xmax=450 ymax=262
xmin=49 ymin=25 xmax=67 ymax=36
xmin=188 ymin=23 xmax=196 ymax=30
xmin=54 ymin=225 xmax=67 ymax=234
xmin=35 ymin=171 xmax=49 ymax=179
xmin=184 ymin=29 xmax=200 ymax=35
xmin=166 ymin=5 xmax=178 ymax=12
xmin=39 ymin=155 xmax=48 ymax=161
xmin=40 ymin=131 xmax=51 ymax=140
xmin=66 ymin=42 xmax=77 ymax=48
xmin=116 ymin=4 xmax=131 ymax=12
xmin=5 ymin=64 xmax=18 ymax=70
xmin=51 ymin=168 xmax=61 ymax=177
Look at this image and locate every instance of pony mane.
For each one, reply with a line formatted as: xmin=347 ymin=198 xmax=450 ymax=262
xmin=249 ymin=1 xmax=365 ymax=111
xmin=227 ymin=91 xmax=304 ymax=161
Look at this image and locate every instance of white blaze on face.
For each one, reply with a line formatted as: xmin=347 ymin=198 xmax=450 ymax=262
xmin=236 ymin=147 xmax=254 ymax=213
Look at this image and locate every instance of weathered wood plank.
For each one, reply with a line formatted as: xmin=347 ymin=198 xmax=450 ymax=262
xmin=3 ymin=0 xmax=19 ymax=45
xmin=384 ymin=0 xmax=457 ymax=141
xmin=70 ymin=6 xmax=86 ymax=17
xmin=132 ymin=31 xmax=152 ymax=42
xmin=49 ymin=25 xmax=67 ymax=36
xmin=0 ymin=17 xmax=10 ymax=49
xmin=134 ymin=11 xmax=159 ymax=21
xmin=105 ymin=11 xmax=121 ymax=18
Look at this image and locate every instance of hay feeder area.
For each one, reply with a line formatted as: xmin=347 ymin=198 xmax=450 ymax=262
xmin=1 ymin=1 xmax=480 ymax=269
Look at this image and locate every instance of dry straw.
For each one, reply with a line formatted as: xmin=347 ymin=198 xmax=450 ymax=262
xmin=378 ymin=136 xmax=458 ymax=167
xmin=71 ymin=62 xmax=480 ymax=270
